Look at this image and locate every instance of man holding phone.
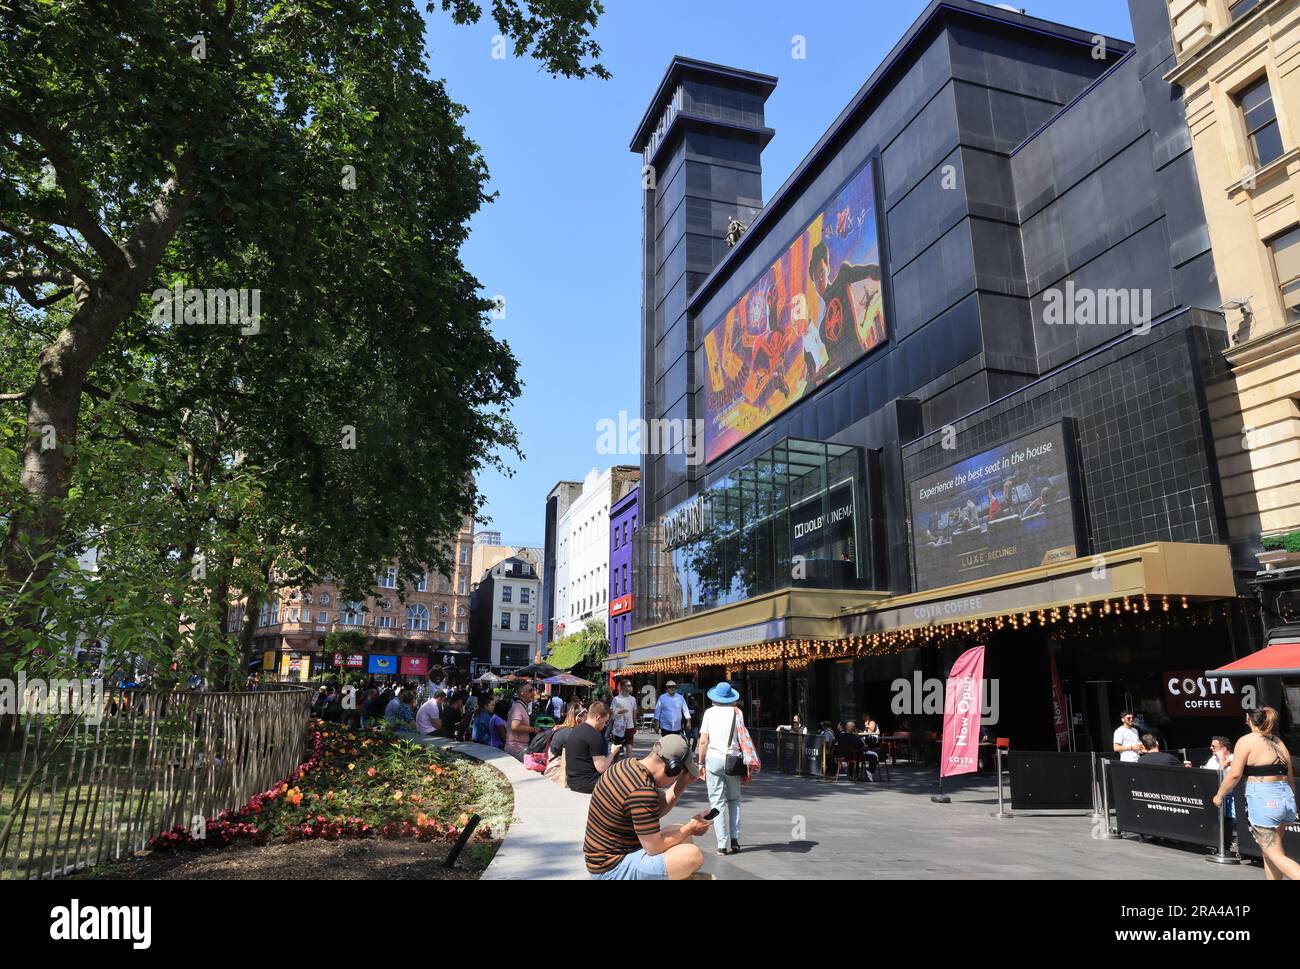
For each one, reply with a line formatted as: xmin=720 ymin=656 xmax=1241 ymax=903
xmin=584 ymin=734 xmax=710 ymax=880
xmin=566 ymin=702 xmax=623 ymax=794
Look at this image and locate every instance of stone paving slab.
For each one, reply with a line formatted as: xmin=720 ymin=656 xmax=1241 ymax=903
xmin=412 ymin=736 xmax=590 ymax=880
xmin=415 ymin=734 xmax=1261 ymax=880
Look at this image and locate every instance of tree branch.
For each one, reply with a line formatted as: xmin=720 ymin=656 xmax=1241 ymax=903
xmin=0 ymin=106 xmax=128 ymax=273
xmin=0 ymin=219 xmax=97 ymax=283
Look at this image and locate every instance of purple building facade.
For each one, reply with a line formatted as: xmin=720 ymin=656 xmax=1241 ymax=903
xmin=608 ymin=483 xmax=639 ymax=657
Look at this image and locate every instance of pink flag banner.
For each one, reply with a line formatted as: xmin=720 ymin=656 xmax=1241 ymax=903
xmin=940 ymin=645 xmax=985 ymax=778
xmin=1050 ymin=652 xmax=1070 ymax=751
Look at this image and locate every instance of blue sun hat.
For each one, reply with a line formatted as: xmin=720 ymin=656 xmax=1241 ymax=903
xmin=707 ymin=681 xmax=741 ymax=705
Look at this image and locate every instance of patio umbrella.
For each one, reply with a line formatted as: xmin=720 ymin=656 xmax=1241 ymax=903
xmin=512 ymin=662 xmax=560 ymax=679
xmin=473 ymin=671 xmax=504 ymax=686
xmin=542 ymin=673 xmax=595 ymax=687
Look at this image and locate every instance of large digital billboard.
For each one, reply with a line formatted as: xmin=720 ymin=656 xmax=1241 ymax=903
xmin=702 ymin=158 xmax=887 ymax=464
xmin=909 ymin=422 xmax=1086 ymax=592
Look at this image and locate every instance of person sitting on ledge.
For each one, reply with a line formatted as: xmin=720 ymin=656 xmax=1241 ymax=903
xmin=583 ymin=734 xmax=710 ymax=880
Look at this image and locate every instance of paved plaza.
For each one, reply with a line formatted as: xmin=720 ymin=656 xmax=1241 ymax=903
xmin=621 ymin=740 xmax=1259 ymax=881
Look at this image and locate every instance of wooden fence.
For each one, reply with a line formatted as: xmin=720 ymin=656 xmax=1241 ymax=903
xmin=0 ymin=683 xmax=313 ymax=879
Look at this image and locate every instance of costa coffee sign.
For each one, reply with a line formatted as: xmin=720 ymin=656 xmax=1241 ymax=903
xmin=1163 ymin=670 xmax=1254 ymax=717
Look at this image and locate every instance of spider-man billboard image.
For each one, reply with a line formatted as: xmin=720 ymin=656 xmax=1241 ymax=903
xmin=702 ymin=157 xmax=887 ymax=465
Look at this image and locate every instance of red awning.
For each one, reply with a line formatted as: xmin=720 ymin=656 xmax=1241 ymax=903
xmin=1207 ymin=642 xmax=1300 ymax=678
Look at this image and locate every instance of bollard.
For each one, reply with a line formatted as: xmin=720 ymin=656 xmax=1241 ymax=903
xmin=1205 ymin=767 xmax=1239 ymax=866
xmin=1099 ymin=758 xmax=1122 ymax=839
xmin=991 ymin=746 xmax=1013 ymax=819
xmin=1089 ymin=752 xmax=1105 ymax=820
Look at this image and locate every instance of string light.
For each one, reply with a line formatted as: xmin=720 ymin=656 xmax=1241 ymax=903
xmin=618 ymin=596 xmax=1226 ymax=675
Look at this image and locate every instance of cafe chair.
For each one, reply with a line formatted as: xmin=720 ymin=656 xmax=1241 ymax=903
xmin=832 ymin=736 xmax=864 ymax=781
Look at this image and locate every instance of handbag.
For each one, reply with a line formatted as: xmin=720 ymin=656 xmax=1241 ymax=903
xmin=724 ymin=709 xmax=747 ymax=777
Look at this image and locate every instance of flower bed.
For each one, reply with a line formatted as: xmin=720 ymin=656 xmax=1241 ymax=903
xmin=150 ymin=721 xmax=510 ymax=852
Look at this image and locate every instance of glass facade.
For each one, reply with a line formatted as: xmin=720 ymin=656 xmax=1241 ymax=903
xmin=633 ymin=438 xmax=868 ymax=628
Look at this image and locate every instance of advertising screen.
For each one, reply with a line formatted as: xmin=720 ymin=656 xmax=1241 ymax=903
xmin=702 ymin=157 xmax=887 ymax=464
xmin=909 ymin=422 xmax=1084 ymax=592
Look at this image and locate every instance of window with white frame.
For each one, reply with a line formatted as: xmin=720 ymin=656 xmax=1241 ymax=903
xmin=378 ymin=566 xmax=397 ymax=589
xmin=320 ymin=592 xmax=331 ymax=606
xmin=520 ymin=587 xmax=530 ymax=605
xmin=339 ymin=601 xmax=364 ymax=626
xmin=376 ymin=615 xmax=396 ymax=629
xmin=416 ymin=572 xmax=427 ymax=592
xmin=518 ymin=613 xmax=529 ymax=631
xmin=438 ymin=620 xmax=448 ymax=633
xmin=407 ymin=603 xmax=430 ymax=631
xmin=500 ymin=611 xmax=510 ymax=629
xmin=502 ymin=585 xmax=513 ymax=603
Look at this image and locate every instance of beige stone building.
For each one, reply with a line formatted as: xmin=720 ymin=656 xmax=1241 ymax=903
xmin=239 ymin=520 xmax=475 ymax=680
xmin=1166 ymin=0 xmax=1300 ymax=578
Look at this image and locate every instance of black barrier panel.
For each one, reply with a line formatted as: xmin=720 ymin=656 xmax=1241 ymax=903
xmin=777 ymin=730 xmax=798 ymax=773
xmin=1008 ymin=751 xmax=1095 ymax=810
xmin=755 ymin=729 xmax=779 ymax=770
xmin=1111 ymin=762 xmax=1220 ymax=849
xmin=1233 ymin=787 xmax=1300 ymax=863
xmin=801 ymin=734 xmax=825 ymax=776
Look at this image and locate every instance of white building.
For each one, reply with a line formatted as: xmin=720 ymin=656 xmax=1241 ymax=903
xmin=552 ymin=466 xmax=639 ymax=641
xmin=470 ymin=554 xmax=542 ymax=669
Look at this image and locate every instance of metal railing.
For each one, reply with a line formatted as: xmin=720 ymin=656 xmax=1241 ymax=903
xmin=0 ymin=683 xmax=312 ymax=879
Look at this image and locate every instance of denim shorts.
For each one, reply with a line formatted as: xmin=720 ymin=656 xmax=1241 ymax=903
xmin=590 ymin=848 xmax=668 ymax=881
xmin=1245 ymin=781 xmax=1298 ymax=829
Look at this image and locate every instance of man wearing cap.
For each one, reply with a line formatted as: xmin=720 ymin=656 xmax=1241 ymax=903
xmin=653 ymin=681 xmax=690 ymax=738
xmin=583 ymin=734 xmax=710 ymax=880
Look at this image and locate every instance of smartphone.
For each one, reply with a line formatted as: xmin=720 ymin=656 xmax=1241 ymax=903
xmin=703 ymin=808 xmax=720 ymax=820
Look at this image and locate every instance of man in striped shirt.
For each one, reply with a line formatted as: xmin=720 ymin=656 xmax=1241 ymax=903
xmin=583 ymin=734 xmax=711 ymax=880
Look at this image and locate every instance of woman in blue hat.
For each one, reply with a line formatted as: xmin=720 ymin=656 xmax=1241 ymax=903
xmin=696 ymin=681 xmax=748 ymax=855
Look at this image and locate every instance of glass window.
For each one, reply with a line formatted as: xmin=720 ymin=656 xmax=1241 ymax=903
xmin=415 ymin=573 xmax=427 ymax=592
xmin=458 ymin=576 xmax=467 ymax=595
xmin=500 ymin=611 xmax=511 ymax=630
xmin=439 ymin=620 xmax=448 ymax=633
xmin=456 ymin=620 xmax=465 ymax=634
xmin=1270 ymin=224 xmax=1300 ymax=322
xmin=1238 ymin=75 xmax=1283 ymax=167
xmin=320 ymin=593 xmax=331 ymax=606
xmin=318 ymin=610 xmax=328 ymax=624
xmin=407 ymin=603 xmax=430 ymax=631
xmin=502 ymin=585 xmax=513 ymax=603
xmin=1231 ymin=0 xmax=1260 ymax=20
xmin=520 ymin=587 xmax=530 ymax=604
xmin=518 ymin=613 xmax=529 ymax=631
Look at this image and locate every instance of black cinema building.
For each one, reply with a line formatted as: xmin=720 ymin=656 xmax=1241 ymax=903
xmin=618 ymin=0 xmax=1260 ymax=753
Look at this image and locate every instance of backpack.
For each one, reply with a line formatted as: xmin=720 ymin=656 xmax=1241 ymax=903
xmin=526 ymin=726 xmax=556 ymax=755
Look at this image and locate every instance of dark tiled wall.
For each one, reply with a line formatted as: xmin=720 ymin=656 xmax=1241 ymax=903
xmin=902 ymin=313 xmax=1231 ymax=572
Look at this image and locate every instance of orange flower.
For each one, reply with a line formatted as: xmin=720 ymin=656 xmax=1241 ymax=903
xmin=367 ymin=767 xmax=376 ymax=777
xmin=416 ymin=813 xmax=431 ymax=826
xmin=457 ymin=813 xmax=470 ymax=827
xmin=287 ymin=787 xmax=304 ymax=806
xmin=394 ymin=791 xmax=404 ymax=801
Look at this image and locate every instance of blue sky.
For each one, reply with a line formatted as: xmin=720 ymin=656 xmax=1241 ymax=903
xmin=422 ymin=0 xmax=1138 ymax=547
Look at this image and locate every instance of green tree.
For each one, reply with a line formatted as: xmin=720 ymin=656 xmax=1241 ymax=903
xmin=0 ymin=0 xmax=607 ymax=671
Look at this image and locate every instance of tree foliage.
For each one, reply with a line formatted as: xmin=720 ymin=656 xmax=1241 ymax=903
xmin=0 ymin=0 xmax=607 ymax=680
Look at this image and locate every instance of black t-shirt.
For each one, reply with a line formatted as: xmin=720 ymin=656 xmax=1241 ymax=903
xmin=1139 ymin=751 xmax=1183 ymax=767
xmin=565 ymin=723 xmax=608 ymax=794
xmin=550 ymin=726 xmax=573 ymax=756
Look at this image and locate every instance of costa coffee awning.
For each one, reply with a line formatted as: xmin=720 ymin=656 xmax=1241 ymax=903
xmin=1207 ymin=641 xmax=1300 ymax=678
